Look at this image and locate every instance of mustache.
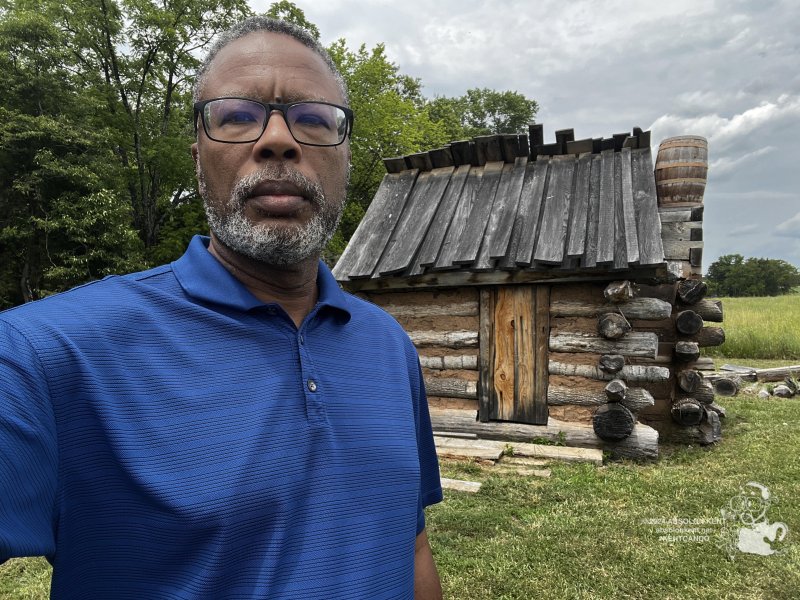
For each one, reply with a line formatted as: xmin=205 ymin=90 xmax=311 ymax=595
xmin=231 ymin=165 xmax=324 ymax=207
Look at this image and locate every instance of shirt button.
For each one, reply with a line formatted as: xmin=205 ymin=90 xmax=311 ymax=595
xmin=267 ymin=307 xmax=277 ymax=315
xmin=299 ymin=334 xmax=305 ymax=345
xmin=307 ymin=379 xmax=317 ymax=392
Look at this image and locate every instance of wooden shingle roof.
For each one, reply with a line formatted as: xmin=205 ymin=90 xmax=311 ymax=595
xmin=333 ymin=126 xmax=665 ymax=286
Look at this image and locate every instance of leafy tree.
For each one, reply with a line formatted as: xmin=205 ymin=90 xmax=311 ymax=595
xmin=706 ymin=254 xmax=800 ymax=296
xmin=428 ymin=88 xmax=539 ymax=139
xmin=264 ymin=0 xmax=319 ymax=40
xmin=51 ymin=0 xmax=250 ymax=249
xmin=0 ymin=8 xmax=144 ymax=307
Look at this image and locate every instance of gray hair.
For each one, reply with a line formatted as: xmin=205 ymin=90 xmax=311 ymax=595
xmin=192 ymin=16 xmax=348 ymax=105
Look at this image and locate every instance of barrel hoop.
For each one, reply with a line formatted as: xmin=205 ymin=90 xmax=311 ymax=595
xmin=657 ymin=178 xmax=708 ymax=185
xmin=655 ymin=161 xmax=709 ymax=169
xmin=658 ymin=141 xmax=707 ymax=150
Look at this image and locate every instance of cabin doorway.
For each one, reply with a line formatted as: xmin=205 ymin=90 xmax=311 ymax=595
xmin=478 ymin=285 xmax=550 ymax=425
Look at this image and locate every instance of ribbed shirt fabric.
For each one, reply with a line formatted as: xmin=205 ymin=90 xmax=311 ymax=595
xmin=0 ymin=235 xmax=442 ymax=599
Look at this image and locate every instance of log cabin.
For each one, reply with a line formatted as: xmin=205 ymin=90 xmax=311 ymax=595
xmin=332 ymin=126 xmax=720 ymax=460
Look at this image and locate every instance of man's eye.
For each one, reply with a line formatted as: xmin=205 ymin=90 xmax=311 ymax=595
xmin=219 ymin=111 xmax=259 ymax=125
xmin=291 ymin=109 xmax=334 ymax=129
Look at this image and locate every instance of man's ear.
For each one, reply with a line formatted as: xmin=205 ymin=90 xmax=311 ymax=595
xmin=191 ymin=142 xmax=199 ymax=165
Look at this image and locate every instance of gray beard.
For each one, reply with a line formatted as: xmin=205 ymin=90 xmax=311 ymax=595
xmin=199 ymin=165 xmax=345 ymax=266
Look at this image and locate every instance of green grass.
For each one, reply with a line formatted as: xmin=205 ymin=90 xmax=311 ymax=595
xmin=0 ymin=558 xmax=50 ymax=599
xmin=429 ymin=394 xmax=800 ymax=599
xmin=705 ymin=295 xmax=800 ymax=360
xmin=3 ymin=391 xmax=798 ymax=599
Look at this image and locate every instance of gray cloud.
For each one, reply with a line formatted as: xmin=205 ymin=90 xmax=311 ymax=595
xmin=249 ymin=0 xmax=800 ymax=268
xmin=775 ymin=212 xmax=800 ymax=238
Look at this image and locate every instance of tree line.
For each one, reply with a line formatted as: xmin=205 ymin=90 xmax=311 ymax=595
xmin=0 ymin=0 xmax=538 ymax=308
xmin=706 ymin=254 xmax=800 ymax=297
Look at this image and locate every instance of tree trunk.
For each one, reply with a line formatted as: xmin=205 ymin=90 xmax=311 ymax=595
xmin=428 ymin=407 xmax=659 ymax=461
xmin=692 ymin=380 xmax=715 ymax=404
xmin=712 ymin=377 xmax=740 ymax=397
xmin=593 ymin=403 xmax=636 ymax=441
xmin=677 ymin=279 xmax=708 ymax=304
xmin=603 ymin=280 xmax=635 ymax=303
xmin=599 ymin=354 xmax=625 ymax=373
xmin=604 ymin=379 xmax=628 ymax=402
xmin=690 ymin=299 xmax=723 ymax=322
xmin=420 ymin=354 xmax=479 ymax=371
xmin=409 ymin=330 xmax=479 ymax=348
xmin=598 ymin=313 xmax=631 ymax=339
xmin=424 ymin=377 xmax=478 ymax=399
xmin=752 ymin=366 xmax=800 ymax=382
xmin=548 ymin=385 xmax=654 ymax=412
xmin=674 ymin=341 xmax=700 ymax=362
xmin=687 ymin=327 xmax=725 ymax=347
xmin=549 ymin=361 xmax=670 ymax=383
xmin=550 ymin=332 xmax=659 ymax=358
xmin=381 ymin=301 xmax=478 ymax=318
xmin=675 ymin=310 xmax=704 ymax=335
xmin=551 ymin=297 xmax=671 ymax=320
xmin=677 ymin=369 xmax=703 ymax=393
xmin=671 ymin=398 xmax=704 ymax=426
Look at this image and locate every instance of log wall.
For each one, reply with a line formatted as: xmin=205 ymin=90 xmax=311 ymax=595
xmin=358 ymin=262 xmax=725 ymax=457
xmin=358 ymin=288 xmax=480 ymax=413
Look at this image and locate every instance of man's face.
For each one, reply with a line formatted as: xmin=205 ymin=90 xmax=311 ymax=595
xmin=192 ymin=32 xmax=350 ymax=266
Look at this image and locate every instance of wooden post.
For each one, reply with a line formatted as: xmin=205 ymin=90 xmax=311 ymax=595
xmin=674 ymin=341 xmax=700 ymax=362
xmin=528 ymin=124 xmax=544 ymax=153
xmin=604 ymin=280 xmax=635 ymax=302
xmin=677 ymin=279 xmax=708 ymax=304
xmin=690 ymin=299 xmax=723 ymax=322
xmin=593 ymin=403 xmax=636 ymax=441
xmin=598 ymin=313 xmax=631 ymax=339
xmin=671 ymin=398 xmax=704 ymax=426
xmin=599 ymin=354 xmax=625 ymax=373
xmin=713 ymin=377 xmax=741 ymax=397
xmin=692 ymin=380 xmax=715 ymax=404
xmin=691 ymin=327 xmax=726 ymax=347
xmin=675 ymin=310 xmax=704 ymax=335
xmin=677 ymin=369 xmax=703 ymax=393
xmin=604 ymin=379 xmax=628 ymax=402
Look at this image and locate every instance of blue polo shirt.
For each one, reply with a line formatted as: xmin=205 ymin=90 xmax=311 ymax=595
xmin=0 ymin=236 xmax=442 ymax=599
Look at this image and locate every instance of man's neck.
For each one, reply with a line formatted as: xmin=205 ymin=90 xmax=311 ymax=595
xmin=208 ymin=236 xmax=319 ymax=328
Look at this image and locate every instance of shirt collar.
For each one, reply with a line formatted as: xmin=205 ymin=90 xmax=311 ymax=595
xmin=172 ymin=235 xmax=352 ymax=320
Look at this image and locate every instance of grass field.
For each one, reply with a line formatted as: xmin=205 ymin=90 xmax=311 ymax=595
xmin=705 ymin=295 xmax=800 ymax=360
xmin=429 ymin=392 xmax=800 ymax=599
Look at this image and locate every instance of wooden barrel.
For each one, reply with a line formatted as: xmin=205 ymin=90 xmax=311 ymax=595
xmin=655 ymin=135 xmax=708 ymax=206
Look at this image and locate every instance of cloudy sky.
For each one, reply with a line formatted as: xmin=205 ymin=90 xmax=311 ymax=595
xmin=249 ymin=0 xmax=800 ymax=270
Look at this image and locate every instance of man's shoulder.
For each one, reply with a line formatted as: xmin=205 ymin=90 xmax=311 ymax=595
xmin=0 ymin=263 xmax=176 ymax=326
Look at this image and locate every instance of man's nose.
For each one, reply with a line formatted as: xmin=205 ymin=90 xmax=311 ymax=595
xmin=252 ymin=111 xmax=302 ymax=161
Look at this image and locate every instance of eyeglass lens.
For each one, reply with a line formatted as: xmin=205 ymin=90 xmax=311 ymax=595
xmin=203 ymin=99 xmax=348 ymax=145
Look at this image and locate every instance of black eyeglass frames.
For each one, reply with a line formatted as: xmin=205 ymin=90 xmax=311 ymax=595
xmin=193 ymin=97 xmax=354 ymax=147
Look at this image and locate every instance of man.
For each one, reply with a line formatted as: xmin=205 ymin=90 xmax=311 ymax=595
xmin=0 ymin=16 xmax=443 ymax=599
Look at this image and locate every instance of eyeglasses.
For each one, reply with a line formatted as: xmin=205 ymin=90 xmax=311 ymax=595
xmin=193 ymin=97 xmax=353 ymax=147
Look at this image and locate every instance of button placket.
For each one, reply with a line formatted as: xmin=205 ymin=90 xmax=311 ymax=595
xmin=297 ymin=328 xmax=327 ymax=425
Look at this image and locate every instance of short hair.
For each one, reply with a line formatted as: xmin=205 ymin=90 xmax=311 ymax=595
xmin=192 ymin=16 xmax=348 ymax=105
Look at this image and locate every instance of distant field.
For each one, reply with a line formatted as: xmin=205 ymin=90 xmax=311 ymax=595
xmin=705 ymin=295 xmax=800 ymax=360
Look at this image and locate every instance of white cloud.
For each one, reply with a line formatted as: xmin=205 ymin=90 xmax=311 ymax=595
xmin=649 ymin=94 xmax=800 ymax=154
xmin=709 ymin=146 xmax=775 ymax=179
xmin=729 ymin=224 xmax=759 ymax=236
xmin=775 ymin=212 xmax=800 ymax=238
